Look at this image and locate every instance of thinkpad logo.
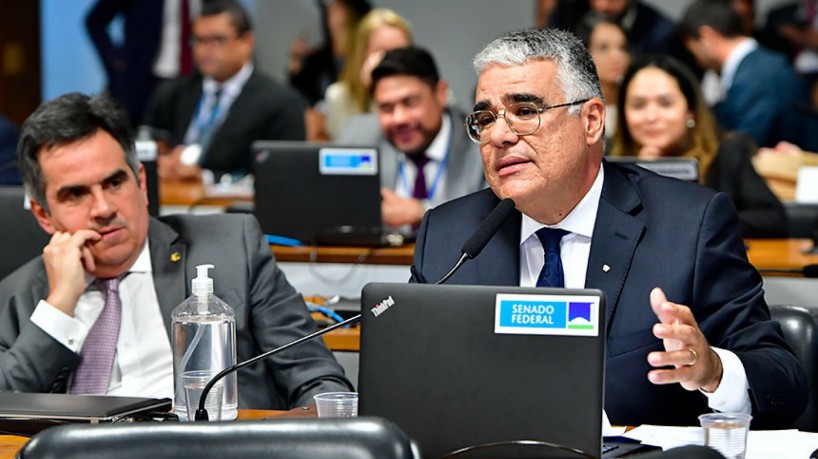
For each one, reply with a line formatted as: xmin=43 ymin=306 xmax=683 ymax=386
xmin=370 ymin=296 xmax=395 ymax=317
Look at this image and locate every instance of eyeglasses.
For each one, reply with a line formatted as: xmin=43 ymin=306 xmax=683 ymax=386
xmin=464 ymin=99 xmax=590 ymax=143
xmin=190 ymin=34 xmax=238 ymax=48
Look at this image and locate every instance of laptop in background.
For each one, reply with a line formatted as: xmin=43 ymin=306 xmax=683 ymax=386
xmin=606 ymin=157 xmax=699 ymax=182
xmin=252 ymin=141 xmax=412 ymax=247
xmin=358 ymin=282 xmax=608 ymax=458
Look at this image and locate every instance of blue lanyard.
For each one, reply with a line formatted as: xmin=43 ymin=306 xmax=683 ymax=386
xmin=398 ymin=140 xmax=451 ymax=201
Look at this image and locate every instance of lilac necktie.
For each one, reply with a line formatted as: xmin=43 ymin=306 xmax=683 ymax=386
xmin=70 ymin=277 xmax=122 ymax=395
xmin=409 ymin=154 xmax=430 ymax=200
xmin=536 ymin=228 xmax=568 ymax=288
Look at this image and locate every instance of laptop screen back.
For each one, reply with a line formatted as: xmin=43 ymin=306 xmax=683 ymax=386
xmin=252 ymin=141 xmax=382 ymax=244
xmin=359 ymin=282 xmax=607 ymax=458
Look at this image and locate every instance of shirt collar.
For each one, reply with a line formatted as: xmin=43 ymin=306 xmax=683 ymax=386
xmin=519 ymin=165 xmax=604 ymax=245
xmin=82 ymin=236 xmax=152 ymax=288
xmin=423 ymin=112 xmax=451 ymax=162
xmin=203 ymin=62 xmax=254 ymax=98
xmin=721 ymin=38 xmax=757 ymax=93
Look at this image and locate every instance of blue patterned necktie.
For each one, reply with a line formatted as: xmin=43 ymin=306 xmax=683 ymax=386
xmin=70 ymin=277 xmax=122 ymax=394
xmin=535 ymin=228 xmax=568 ymax=288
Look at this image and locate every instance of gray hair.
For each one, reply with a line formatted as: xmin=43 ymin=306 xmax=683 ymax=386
xmin=473 ymin=28 xmax=603 ymax=115
xmin=17 ymin=92 xmax=139 ymax=212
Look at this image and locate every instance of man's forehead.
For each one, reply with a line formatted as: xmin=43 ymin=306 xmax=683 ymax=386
xmin=374 ymin=75 xmax=433 ymax=100
xmin=475 ymin=61 xmax=561 ymax=107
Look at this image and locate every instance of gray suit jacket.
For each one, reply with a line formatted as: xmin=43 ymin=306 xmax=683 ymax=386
xmin=338 ymin=108 xmax=485 ymax=204
xmin=0 ymin=214 xmax=352 ymax=409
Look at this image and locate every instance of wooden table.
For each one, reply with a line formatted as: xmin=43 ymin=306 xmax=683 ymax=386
xmin=745 ymin=238 xmax=818 ymax=274
xmin=159 ymin=180 xmax=251 ymax=208
xmin=273 ymin=244 xmax=414 ymax=265
xmin=0 ymin=409 xmax=292 ymax=459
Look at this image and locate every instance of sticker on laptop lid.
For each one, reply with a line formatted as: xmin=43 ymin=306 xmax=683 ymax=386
xmin=319 ymin=148 xmax=378 ymax=175
xmin=495 ymin=293 xmax=600 ymax=336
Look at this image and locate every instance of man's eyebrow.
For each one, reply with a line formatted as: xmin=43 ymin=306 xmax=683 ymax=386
xmin=473 ymin=100 xmax=491 ymax=112
xmin=55 ymin=169 xmax=129 ymax=199
xmin=473 ymin=93 xmax=546 ymax=112
xmin=102 ymin=169 xmax=129 ymax=186
xmin=503 ymin=93 xmax=545 ymax=105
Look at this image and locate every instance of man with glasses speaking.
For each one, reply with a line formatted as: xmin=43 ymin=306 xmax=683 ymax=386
xmin=410 ymin=28 xmax=807 ymax=429
xmin=142 ymin=0 xmax=306 ymax=183
xmin=339 ymin=47 xmax=485 ymax=228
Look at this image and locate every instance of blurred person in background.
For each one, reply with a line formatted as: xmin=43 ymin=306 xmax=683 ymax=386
xmin=323 ymin=8 xmax=412 ymax=140
xmin=581 ymin=16 xmax=630 ymax=141
xmin=611 ymin=55 xmax=787 ymax=238
xmin=287 ymin=0 xmax=371 ymax=106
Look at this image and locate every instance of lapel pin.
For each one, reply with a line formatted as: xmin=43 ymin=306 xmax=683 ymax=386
xmin=602 ymin=264 xmax=611 ymax=273
xmin=170 ymin=252 xmax=181 ymax=262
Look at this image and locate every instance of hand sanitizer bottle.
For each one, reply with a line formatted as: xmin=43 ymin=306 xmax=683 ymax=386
xmin=171 ymin=264 xmax=238 ymax=421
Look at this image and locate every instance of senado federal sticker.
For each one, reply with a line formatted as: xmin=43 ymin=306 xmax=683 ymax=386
xmin=494 ymin=293 xmax=600 ymax=336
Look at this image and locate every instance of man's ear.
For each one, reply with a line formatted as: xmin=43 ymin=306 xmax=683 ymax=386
xmin=435 ymin=80 xmax=449 ymax=107
xmin=30 ymin=198 xmax=56 ymax=235
xmin=138 ymin=163 xmax=148 ymax=204
xmin=584 ymin=98 xmax=606 ymax=146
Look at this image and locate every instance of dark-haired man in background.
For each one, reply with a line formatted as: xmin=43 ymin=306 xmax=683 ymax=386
xmin=143 ymin=0 xmax=307 ymax=183
xmin=339 ymin=47 xmax=485 ymax=227
xmin=681 ymin=0 xmax=815 ymax=149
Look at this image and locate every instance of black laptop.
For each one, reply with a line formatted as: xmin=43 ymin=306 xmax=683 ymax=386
xmin=0 ymin=393 xmax=171 ymax=435
xmin=359 ymin=282 xmax=613 ymax=458
xmin=252 ymin=141 xmax=412 ymax=247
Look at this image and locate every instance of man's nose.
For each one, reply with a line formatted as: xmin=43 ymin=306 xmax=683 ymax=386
xmin=90 ymin=188 xmax=115 ymax=219
xmin=487 ymin=115 xmax=519 ymax=146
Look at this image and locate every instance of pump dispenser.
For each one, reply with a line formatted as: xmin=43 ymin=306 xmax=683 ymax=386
xmin=171 ymin=264 xmax=238 ymax=421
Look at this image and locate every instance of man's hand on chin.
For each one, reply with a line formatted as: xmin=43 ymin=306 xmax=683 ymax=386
xmin=43 ymin=229 xmax=101 ymax=316
xmin=646 ymin=287 xmax=724 ymax=393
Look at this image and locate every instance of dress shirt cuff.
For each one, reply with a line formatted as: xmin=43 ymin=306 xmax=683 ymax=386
xmin=30 ymin=299 xmax=89 ymax=353
xmin=702 ymin=347 xmax=751 ymax=414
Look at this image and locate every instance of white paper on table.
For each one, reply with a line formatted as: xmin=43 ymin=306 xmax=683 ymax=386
xmin=602 ymin=410 xmax=627 ymax=437
xmin=623 ymin=424 xmax=703 ymax=450
xmin=623 ymin=425 xmax=818 ymax=458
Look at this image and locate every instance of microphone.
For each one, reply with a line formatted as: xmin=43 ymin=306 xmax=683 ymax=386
xmin=196 ymin=198 xmax=516 ymax=420
xmin=434 ymin=198 xmax=515 ymax=285
xmin=758 ymin=264 xmax=818 ymax=278
xmin=194 ymin=314 xmax=361 ymax=421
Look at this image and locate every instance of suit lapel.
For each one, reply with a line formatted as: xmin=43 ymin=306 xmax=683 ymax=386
xmin=586 ymin=162 xmax=645 ymax=331
xmin=148 ymin=218 xmax=188 ymax=338
xmin=443 ymin=108 xmax=472 ymax=199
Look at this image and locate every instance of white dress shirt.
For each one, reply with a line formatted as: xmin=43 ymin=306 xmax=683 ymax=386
xmin=518 ymin=165 xmax=751 ymax=414
xmin=396 ymin=113 xmax=452 ymax=208
xmin=30 ymin=238 xmax=174 ymax=398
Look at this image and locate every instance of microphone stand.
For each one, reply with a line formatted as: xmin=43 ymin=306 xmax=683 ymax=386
xmin=195 ymin=314 xmax=361 ymax=421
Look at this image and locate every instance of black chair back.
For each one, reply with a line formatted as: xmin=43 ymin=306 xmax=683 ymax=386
xmin=770 ymin=304 xmax=818 ymax=431
xmin=17 ymin=417 xmax=418 ymax=459
xmin=0 ymin=186 xmax=49 ymax=280
xmin=784 ymin=203 xmax=818 ymax=239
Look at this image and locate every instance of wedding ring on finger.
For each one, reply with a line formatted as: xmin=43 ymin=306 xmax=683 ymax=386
xmin=687 ymin=348 xmax=698 ymax=366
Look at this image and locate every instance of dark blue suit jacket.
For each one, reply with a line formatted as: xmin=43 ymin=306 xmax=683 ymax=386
xmin=142 ymin=70 xmax=307 ymax=178
xmin=85 ymin=0 xmax=164 ymax=124
xmin=715 ymin=46 xmax=810 ymax=149
xmin=411 ymin=161 xmax=806 ymax=428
